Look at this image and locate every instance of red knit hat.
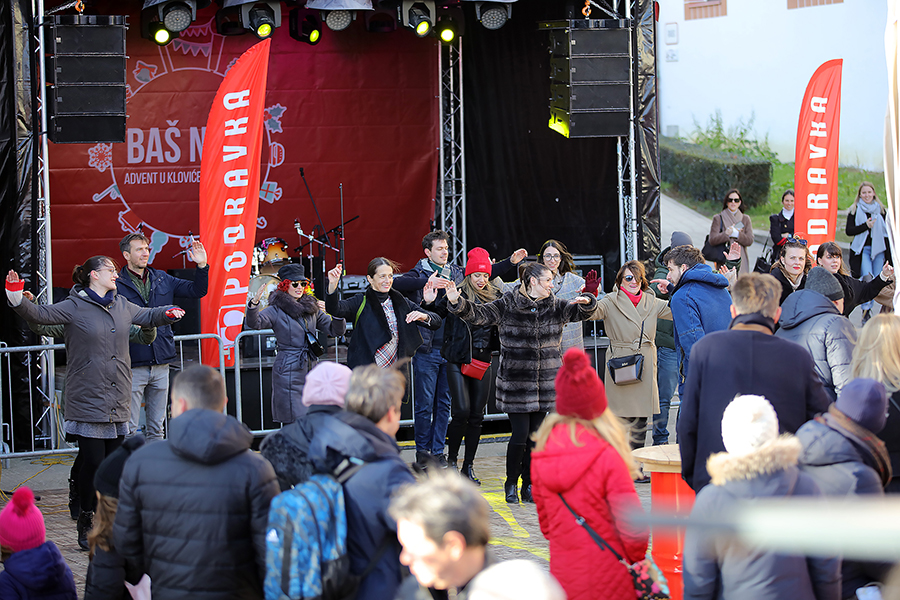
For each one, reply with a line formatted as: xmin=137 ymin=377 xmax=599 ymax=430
xmin=555 ymin=348 xmax=608 ymax=420
xmin=0 ymin=487 xmax=45 ymax=552
xmin=465 ymin=247 xmax=492 ymax=277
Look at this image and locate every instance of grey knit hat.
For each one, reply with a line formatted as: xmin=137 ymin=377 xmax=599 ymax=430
xmin=806 ymin=266 xmax=843 ymax=301
xmin=670 ymin=231 xmax=694 ymax=248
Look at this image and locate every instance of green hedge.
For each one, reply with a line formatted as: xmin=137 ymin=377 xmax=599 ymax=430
xmin=660 ymin=136 xmax=772 ymax=208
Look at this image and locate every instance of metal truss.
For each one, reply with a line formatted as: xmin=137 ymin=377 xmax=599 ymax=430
xmin=437 ymin=37 xmax=466 ymax=266
xmin=614 ymin=0 xmax=638 ymax=263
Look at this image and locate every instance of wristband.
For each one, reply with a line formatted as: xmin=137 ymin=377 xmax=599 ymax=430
xmin=6 ymin=279 xmax=24 ymax=292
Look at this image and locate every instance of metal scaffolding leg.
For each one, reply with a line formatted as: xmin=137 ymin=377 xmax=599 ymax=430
xmin=617 ymin=0 xmax=639 ymax=264
xmin=438 ymin=38 xmax=466 ymax=266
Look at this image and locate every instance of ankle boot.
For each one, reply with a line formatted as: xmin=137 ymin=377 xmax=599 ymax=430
xmin=77 ymin=510 xmax=93 ymax=551
xmin=520 ymin=445 xmax=535 ymax=503
xmin=68 ymin=479 xmax=80 ymax=521
xmin=504 ymin=479 xmax=519 ymax=504
xmin=461 ymin=463 xmax=481 ymax=486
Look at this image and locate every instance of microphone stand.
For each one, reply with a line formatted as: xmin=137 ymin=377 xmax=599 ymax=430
xmin=299 ymin=167 xmax=329 ymax=246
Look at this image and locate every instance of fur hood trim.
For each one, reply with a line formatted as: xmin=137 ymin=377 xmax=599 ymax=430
xmin=707 ymin=435 xmax=802 ymax=486
xmin=269 ymin=289 xmax=318 ymax=319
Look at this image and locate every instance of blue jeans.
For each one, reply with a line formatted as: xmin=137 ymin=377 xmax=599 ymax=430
xmin=412 ymin=347 xmax=451 ymax=455
xmin=653 ymin=346 xmax=677 ymax=445
xmin=860 ymin=246 xmax=885 ymax=311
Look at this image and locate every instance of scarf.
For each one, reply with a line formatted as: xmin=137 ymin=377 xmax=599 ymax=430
xmin=729 ymin=311 xmax=775 ymax=333
xmin=85 ymin=287 xmax=114 ymax=307
xmin=851 ymin=200 xmax=888 ymax=257
xmin=720 ymin=208 xmax=749 ymax=275
xmin=817 ymin=405 xmax=892 ymax=487
xmin=621 ymin=287 xmax=642 ymax=307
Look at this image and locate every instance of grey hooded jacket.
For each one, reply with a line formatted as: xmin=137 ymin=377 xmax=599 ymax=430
xmin=775 ymin=289 xmax=857 ymax=401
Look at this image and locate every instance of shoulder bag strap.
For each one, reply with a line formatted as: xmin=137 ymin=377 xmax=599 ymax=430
xmin=635 ymin=320 xmax=645 ymax=352
xmin=355 ymin=295 xmax=366 ymax=328
xmin=557 ymin=493 xmax=625 ymax=562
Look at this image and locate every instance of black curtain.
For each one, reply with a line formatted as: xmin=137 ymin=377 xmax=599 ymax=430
xmin=0 ymin=0 xmax=39 ymax=452
xmin=462 ymin=0 xmax=660 ymax=284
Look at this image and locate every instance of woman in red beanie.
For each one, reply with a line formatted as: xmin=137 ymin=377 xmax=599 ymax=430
xmin=531 ymin=348 xmax=649 ymax=600
xmin=423 ymin=247 xmax=501 ymax=484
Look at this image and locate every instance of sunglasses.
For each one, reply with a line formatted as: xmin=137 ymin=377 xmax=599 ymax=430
xmin=623 ymin=275 xmax=636 ymax=282
xmin=786 ymin=237 xmax=808 ymax=246
xmin=727 ymin=198 xmax=741 ymax=203
xmin=290 ymin=280 xmax=310 ymax=288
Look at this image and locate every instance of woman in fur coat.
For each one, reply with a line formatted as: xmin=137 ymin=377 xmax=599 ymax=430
xmin=683 ymin=395 xmax=840 ymax=600
xmin=246 ymin=263 xmax=346 ymax=424
xmin=445 ymin=262 xmax=597 ymax=505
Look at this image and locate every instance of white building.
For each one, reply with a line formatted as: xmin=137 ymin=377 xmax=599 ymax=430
xmin=657 ymin=0 xmax=888 ymax=171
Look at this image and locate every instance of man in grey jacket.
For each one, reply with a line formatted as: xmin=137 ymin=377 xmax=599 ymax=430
xmin=114 ymin=365 xmax=279 ymax=599
xmin=775 ymin=267 xmax=857 ymax=401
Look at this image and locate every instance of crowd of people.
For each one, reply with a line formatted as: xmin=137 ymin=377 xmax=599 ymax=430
xmin=1 ymin=205 xmax=899 ymax=599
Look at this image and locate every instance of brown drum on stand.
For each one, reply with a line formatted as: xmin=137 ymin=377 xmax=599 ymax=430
xmin=257 ymin=237 xmax=290 ymax=275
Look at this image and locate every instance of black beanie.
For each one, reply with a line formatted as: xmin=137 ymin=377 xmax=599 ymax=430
xmin=94 ymin=435 xmax=146 ymax=499
xmin=806 ymin=266 xmax=844 ymax=301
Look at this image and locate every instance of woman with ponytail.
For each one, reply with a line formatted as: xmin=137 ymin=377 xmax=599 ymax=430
xmin=5 ymin=257 xmax=182 ymax=550
xmin=245 ymin=263 xmax=346 ymax=424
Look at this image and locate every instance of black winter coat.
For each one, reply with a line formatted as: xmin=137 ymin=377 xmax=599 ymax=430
xmin=309 ymin=411 xmax=416 ymax=600
xmin=845 ymin=206 xmax=893 ymax=277
xmin=325 ymin=287 xmax=441 ymax=368
xmin=833 ymin=271 xmax=889 ymax=317
xmin=116 ymin=265 xmax=209 ymax=367
xmin=775 ymin=290 xmax=857 ymax=401
xmin=449 ymin=287 xmax=597 ymax=413
xmin=770 ymin=268 xmax=806 ymax=306
xmin=84 ymin=544 xmax=137 ymax=600
xmin=259 ymin=404 xmax=344 ymax=492
xmin=769 ymin=212 xmax=794 ymax=246
xmin=114 ymin=409 xmax=280 ymax=600
xmin=797 ymin=418 xmax=892 ymax=597
xmin=427 ymin=293 xmax=499 ymax=365
xmin=884 ymin=391 xmax=900 ymax=494
xmin=678 ymin=325 xmax=832 ymax=492
xmin=684 ymin=437 xmax=840 ymax=600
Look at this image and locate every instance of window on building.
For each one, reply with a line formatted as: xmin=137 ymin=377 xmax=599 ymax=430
xmin=684 ymin=0 xmax=727 ymax=21
xmin=787 ymin=0 xmax=842 ymax=8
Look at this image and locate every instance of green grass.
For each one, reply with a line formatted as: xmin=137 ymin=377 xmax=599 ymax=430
xmin=662 ymin=162 xmax=887 ymax=245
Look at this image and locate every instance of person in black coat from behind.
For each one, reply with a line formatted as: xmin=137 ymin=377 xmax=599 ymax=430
xmin=259 ymin=361 xmax=352 ymax=491
xmin=423 ymin=248 xmax=501 ymax=485
xmin=85 ymin=436 xmax=146 ymax=600
xmin=851 ymin=315 xmax=900 ymax=494
xmin=769 ymin=189 xmax=794 ymax=261
xmin=815 ymin=242 xmax=894 ymax=317
xmin=325 ymin=257 xmax=441 ymax=369
xmin=797 ymin=378 xmax=893 ymax=599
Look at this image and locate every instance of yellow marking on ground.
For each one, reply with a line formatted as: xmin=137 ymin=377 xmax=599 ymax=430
xmin=482 ymin=486 xmax=531 ymax=538
xmin=479 ymin=480 xmax=549 ymax=561
xmin=489 ymin=537 xmax=550 ymax=561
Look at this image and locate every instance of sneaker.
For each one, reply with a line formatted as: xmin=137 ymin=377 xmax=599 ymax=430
xmin=435 ymin=454 xmax=449 ymax=469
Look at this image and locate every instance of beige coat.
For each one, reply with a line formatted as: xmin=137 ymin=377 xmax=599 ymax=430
xmin=590 ymin=288 xmax=672 ymax=418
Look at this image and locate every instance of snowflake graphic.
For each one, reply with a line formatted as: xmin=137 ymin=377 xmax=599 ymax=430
xmin=88 ymin=144 xmax=113 ymax=173
xmin=264 ymin=104 xmax=287 ymax=134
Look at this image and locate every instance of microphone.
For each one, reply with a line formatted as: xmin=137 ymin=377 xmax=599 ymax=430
xmin=299 ymin=167 xmax=304 ymax=177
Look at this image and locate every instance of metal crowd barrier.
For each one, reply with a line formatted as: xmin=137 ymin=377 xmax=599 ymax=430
xmin=0 ymin=334 xmax=225 ymax=459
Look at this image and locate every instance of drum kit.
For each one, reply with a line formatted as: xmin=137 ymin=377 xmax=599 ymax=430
xmin=249 ymin=237 xmax=291 ymax=308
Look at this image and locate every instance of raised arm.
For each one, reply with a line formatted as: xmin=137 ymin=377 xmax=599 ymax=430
xmin=446 ymin=282 xmax=506 ymax=327
xmin=561 ymin=293 xmax=597 ymax=322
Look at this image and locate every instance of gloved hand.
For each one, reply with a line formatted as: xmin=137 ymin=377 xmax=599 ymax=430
xmin=5 ymin=270 xmax=24 ymax=307
xmin=583 ymin=269 xmax=600 ymax=297
xmin=165 ymin=307 xmax=185 ymax=320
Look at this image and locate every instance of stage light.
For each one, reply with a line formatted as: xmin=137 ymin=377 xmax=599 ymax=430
xmin=475 ymin=2 xmax=511 ymax=30
xmin=401 ymin=1 xmax=434 ymax=37
xmin=289 ymin=8 xmax=322 ymax=45
xmin=324 ymin=10 xmax=353 ymax=31
xmin=149 ymin=21 xmax=175 ymax=45
xmin=436 ymin=15 xmax=457 ymax=43
xmin=248 ymin=5 xmax=276 ymax=38
xmin=142 ymin=1 xmax=209 ymax=33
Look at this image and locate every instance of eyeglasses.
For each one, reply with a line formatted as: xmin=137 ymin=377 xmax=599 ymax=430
xmin=623 ymin=275 xmax=636 ymax=282
xmin=95 ymin=267 xmax=116 ymax=275
xmin=543 ymin=253 xmax=561 ymax=261
xmin=786 ymin=237 xmax=808 ymax=246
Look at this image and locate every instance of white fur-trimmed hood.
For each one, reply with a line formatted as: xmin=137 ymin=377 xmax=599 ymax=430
xmin=706 ymin=435 xmax=802 ymax=486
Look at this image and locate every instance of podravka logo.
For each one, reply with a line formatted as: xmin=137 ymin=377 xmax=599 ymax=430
xmin=87 ymin=15 xmax=285 ymax=264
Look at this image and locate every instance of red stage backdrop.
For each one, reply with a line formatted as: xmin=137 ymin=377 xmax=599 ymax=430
xmin=46 ymin=4 xmax=438 ymax=286
xmin=794 ymin=59 xmax=843 ymax=255
xmin=200 ymin=39 xmax=270 ymax=367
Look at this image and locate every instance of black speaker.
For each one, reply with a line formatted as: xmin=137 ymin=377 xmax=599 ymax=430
xmin=44 ymin=15 xmax=128 ymax=144
xmin=541 ymin=19 xmax=632 ymax=138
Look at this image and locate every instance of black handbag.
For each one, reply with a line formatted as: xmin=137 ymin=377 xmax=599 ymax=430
xmin=753 ymin=238 xmax=773 ymax=274
xmin=701 ymin=215 xmax=728 ymax=264
xmin=299 ymin=317 xmax=325 ymax=357
xmin=607 ymin=321 xmax=645 ymax=385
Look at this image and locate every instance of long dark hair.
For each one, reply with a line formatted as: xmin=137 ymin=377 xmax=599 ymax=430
xmin=539 ymin=239 xmax=576 ymax=275
xmin=72 ymin=256 xmax=117 ymax=287
xmin=721 ymin=188 xmax=742 ymax=210
xmin=816 ymin=241 xmax=851 ymax=277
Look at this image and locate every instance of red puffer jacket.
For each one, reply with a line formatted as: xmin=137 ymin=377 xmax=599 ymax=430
xmin=532 ymin=423 xmax=649 ymax=600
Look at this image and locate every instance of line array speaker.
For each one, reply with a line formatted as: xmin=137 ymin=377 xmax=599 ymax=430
xmin=540 ymin=19 xmax=632 ymax=138
xmin=44 ymin=15 xmax=128 ymax=144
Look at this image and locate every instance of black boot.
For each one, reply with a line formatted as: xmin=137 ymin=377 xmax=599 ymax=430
xmin=448 ymin=456 xmax=459 ymax=473
xmin=77 ymin=510 xmax=93 ymax=551
xmin=68 ymin=479 xmax=80 ymax=521
xmin=505 ymin=443 xmax=526 ymax=504
xmin=461 ymin=463 xmax=481 ymax=486
xmin=504 ymin=479 xmax=519 ymax=504
xmin=520 ymin=445 xmax=535 ymax=503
